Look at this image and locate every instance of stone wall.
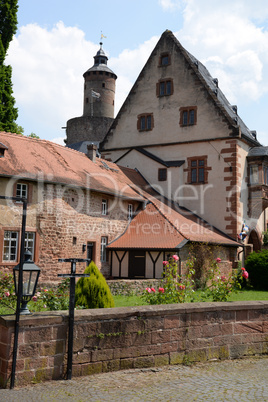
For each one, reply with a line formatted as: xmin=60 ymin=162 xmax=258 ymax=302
xmin=0 ymin=301 xmax=267 ymax=388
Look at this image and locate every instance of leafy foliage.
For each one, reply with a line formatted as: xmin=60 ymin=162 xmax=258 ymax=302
xmin=75 ymin=261 xmax=115 ymax=309
xmin=0 ymin=0 xmax=19 ymax=133
xmin=245 ymin=250 xmax=268 ymax=290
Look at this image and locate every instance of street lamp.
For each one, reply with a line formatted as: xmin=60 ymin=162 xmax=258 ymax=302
xmin=13 ymin=250 xmax=41 ymax=314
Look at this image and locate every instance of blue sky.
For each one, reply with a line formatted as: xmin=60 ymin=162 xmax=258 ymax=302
xmin=6 ymin=0 xmax=268 ymax=146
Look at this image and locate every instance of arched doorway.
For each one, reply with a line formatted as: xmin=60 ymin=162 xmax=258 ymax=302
xmin=248 ymin=229 xmax=262 ymax=252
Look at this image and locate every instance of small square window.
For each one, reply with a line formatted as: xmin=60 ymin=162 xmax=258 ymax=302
xmin=137 ymin=114 xmax=153 ymax=132
xmin=157 ymin=79 xmax=173 ymax=97
xmin=180 ymin=107 xmax=197 ymax=126
xmin=16 ymin=183 xmax=28 ymax=201
xmin=159 ymin=53 xmax=170 ymax=66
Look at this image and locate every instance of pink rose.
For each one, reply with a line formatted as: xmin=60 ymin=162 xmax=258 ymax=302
xmin=163 ymin=261 xmax=168 ymax=266
xmin=179 ymin=284 xmax=185 ymax=290
xmin=4 ymin=291 xmax=10 ymax=297
xmin=241 ymin=267 xmax=245 ymax=271
xmin=242 ymin=271 xmax=249 ymax=279
xmin=221 ymin=275 xmax=227 ymax=282
xmin=32 ymin=295 xmax=37 ymax=302
xmin=151 ymin=288 xmax=156 ymax=292
xmin=158 ymin=287 xmax=164 ymax=293
xmin=146 ymin=287 xmax=151 ymax=293
xmin=172 ymin=255 xmax=179 ymax=261
xmin=216 ymin=258 xmax=221 ymax=263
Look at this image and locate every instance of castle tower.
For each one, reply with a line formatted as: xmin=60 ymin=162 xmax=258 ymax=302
xmin=65 ymin=42 xmax=117 ymax=150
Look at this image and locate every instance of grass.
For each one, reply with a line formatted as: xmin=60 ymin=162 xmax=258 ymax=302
xmin=113 ymin=289 xmax=268 ymax=307
xmin=1 ymin=290 xmax=268 ymax=314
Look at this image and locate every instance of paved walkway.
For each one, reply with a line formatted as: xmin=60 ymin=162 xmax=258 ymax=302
xmin=1 ymin=357 xmax=268 ymax=401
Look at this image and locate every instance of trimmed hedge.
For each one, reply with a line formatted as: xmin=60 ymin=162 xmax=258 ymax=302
xmin=75 ymin=261 xmax=115 ymax=308
xmin=245 ymin=250 xmax=268 ymax=290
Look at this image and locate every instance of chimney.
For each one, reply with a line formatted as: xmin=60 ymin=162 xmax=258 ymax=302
xmin=87 ymin=144 xmax=97 ymax=163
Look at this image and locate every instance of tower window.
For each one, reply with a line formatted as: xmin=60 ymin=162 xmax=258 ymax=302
xmin=102 ymin=83 xmax=105 ymax=88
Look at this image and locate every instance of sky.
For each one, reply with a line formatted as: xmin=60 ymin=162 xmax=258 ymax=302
xmin=5 ymin=0 xmax=268 ymax=146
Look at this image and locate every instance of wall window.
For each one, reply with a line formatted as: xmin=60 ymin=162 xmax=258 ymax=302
xmin=137 ymin=114 xmax=153 ymax=131
xmin=2 ymin=231 xmax=36 ymax=262
xmin=128 ymin=204 xmax=133 ymax=220
xmin=100 ymin=237 xmax=108 ymax=262
xmin=158 ymin=168 xmax=167 ymax=182
xmin=185 ymin=156 xmax=210 ymax=184
xmin=180 ymin=106 xmax=197 ymax=126
xmin=3 ymin=231 xmax=18 ymax=261
xmin=156 ymin=79 xmax=173 ymax=97
xmin=191 ymin=160 xmax=204 ymax=183
xmin=159 ymin=53 xmax=171 ymax=66
xmin=25 ymin=232 xmax=35 ymax=257
xmin=16 ymin=183 xmax=28 ymax=200
xmin=250 ymin=165 xmax=259 ymax=184
xmin=102 ymin=199 xmax=108 ymax=215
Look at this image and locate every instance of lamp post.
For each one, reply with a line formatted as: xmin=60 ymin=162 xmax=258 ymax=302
xmin=13 ymin=250 xmax=41 ymax=314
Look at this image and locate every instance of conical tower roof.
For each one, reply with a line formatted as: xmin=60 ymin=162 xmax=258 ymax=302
xmin=83 ymin=42 xmax=117 ymax=78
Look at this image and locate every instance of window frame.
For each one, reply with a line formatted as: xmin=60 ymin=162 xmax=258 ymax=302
xmin=128 ymin=204 xmax=133 ymax=220
xmin=156 ymin=78 xmax=174 ymax=97
xmin=185 ymin=156 xmax=211 ymax=185
xmin=179 ymin=106 xmax=197 ymax=127
xmin=158 ymin=168 xmax=167 ymax=182
xmin=100 ymin=236 xmax=108 ymax=262
xmin=101 ymin=199 xmax=108 ymax=215
xmin=2 ymin=230 xmax=36 ymax=263
xmin=137 ymin=113 xmax=154 ymax=132
xmin=159 ymin=52 xmax=171 ymax=67
xmin=3 ymin=230 xmax=19 ymax=262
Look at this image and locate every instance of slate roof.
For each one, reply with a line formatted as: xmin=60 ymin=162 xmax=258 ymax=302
xmin=115 ymin=147 xmax=185 ymax=168
xmin=247 ymin=146 xmax=268 ymax=157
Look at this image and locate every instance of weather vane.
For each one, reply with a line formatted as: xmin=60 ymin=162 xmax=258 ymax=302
xmin=100 ymin=31 xmax=107 ymax=41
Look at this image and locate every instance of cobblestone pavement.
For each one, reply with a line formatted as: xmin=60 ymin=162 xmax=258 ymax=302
xmin=1 ymin=357 xmax=268 ymax=401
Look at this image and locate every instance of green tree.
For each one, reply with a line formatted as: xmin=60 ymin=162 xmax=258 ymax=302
xmin=0 ymin=0 xmax=19 ymax=133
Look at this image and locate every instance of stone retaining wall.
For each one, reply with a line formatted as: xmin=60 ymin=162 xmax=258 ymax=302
xmin=0 ymin=301 xmax=268 ymax=388
xmin=107 ymin=279 xmax=162 ymax=295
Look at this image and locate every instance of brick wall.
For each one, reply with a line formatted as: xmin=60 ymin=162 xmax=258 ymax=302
xmin=0 ymin=301 xmax=268 ymax=388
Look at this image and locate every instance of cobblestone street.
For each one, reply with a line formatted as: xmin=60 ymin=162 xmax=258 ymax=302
xmin=1 ymin=356 xmax=268 ymax=401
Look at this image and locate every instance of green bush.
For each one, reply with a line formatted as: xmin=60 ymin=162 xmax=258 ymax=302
xmin=75 ymin=261 xmax=115 ymax=309
xmin=245 ymin=250 xmax=268 ymax=290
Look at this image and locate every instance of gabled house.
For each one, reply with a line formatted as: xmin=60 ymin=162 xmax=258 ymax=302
xmin=100 ymin=30 xmax=267 ymax=253
xmin=0 ymin=132 xmax=239 ymax=282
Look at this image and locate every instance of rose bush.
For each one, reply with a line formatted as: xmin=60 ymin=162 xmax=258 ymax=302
xmin=142 ymin=254 xmax=195 ymax=305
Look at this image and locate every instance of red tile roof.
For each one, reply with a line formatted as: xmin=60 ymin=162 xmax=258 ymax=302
xmin=0 ymin=132 xmax=144 ymax=201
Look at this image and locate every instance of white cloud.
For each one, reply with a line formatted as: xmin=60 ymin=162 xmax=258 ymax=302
xmin=158 ymin=0 xmax=182 ymax=11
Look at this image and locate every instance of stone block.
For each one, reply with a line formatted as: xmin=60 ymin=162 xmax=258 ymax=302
xmin=24 ymin=327 xmax=53 ymax=343
xmin=164 ymin=315 xmax=180 ymax=329
xmin=187 ymin=348 xmax=207 ymax=363
xmin=154 ymin=354 xmax=169 ymax=367
xmin=229 ymin=344 xmax=247 ymax=359
xmin=133 ymin=355 xmax=155 ymax=369
xmin=207 ymin=346 xmax=229 ymax=360
xmin=170 ymin=351 xmax=185 ymax=365
xmin=151 ymin=329 xmax=171 ymax=344
xmin=80 ymin=362 xmax=102 ymax=376
xmin=235 ymin=310 xmax=248 ymax=322
xmin=161 ymin=341 xmax=179 ymax=354
xmin=234 ymin=322 xmax=263 ymax=334
xmin=202 ymin=324 xmax=221 ymax=337
xmin=92 ymin=348 xmax=113 ymax=362
xmin=120 ymin=358 xmax=134 ymax=370
xmin=102 ymin=359 xmax=120 ymax=373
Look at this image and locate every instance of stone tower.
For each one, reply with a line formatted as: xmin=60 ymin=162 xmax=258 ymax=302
xmin=65 ymin=42 xmax=117 ymax=151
